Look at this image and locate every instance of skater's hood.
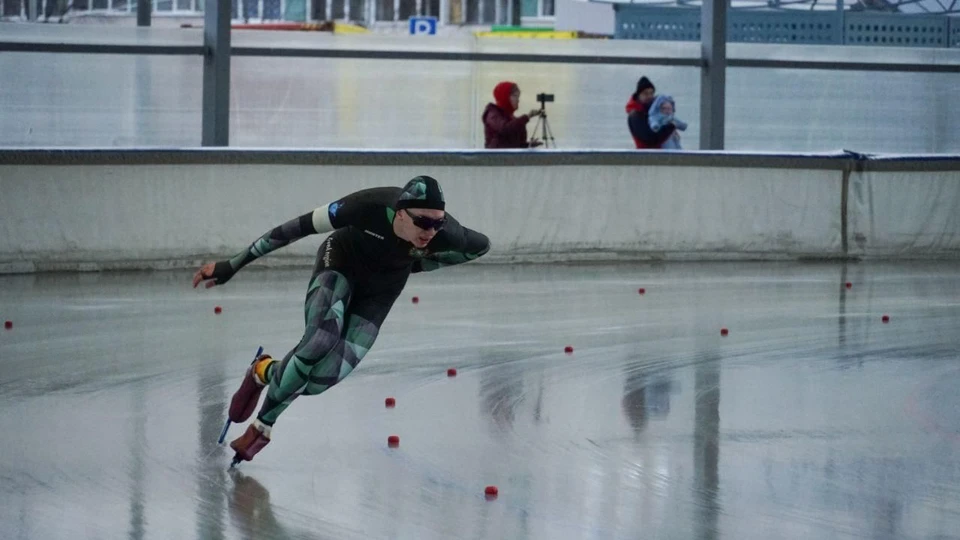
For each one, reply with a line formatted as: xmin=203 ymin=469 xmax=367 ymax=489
xmin=396 ymin=175 xmax=445 ymax=211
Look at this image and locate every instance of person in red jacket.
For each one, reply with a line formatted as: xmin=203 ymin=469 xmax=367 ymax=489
xmin=482 ymin=81 xmax=543 ymax=149
xmin=626 ymin=76 xmax=676 ymax=149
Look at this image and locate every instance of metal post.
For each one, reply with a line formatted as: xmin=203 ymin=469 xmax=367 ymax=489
xmin=325 ymin=0 xmax=330 ymax=21
xmin=28 ymin=0 xmax=37 ymax=20
xmin=392 ymin=0 xmax=397 ymax=21
xmin=202 ymin=0 xmax=231 ymax=146
xmin=837 ymin=0 xmax=845 ymax=44
xmin=699 ymin=0 xmax=727 ymax=150
xmin=509 ymin=0 xmax=519 ymax=26
xmin=343 ymin=0 xmax=349 ymax=20
xmin=439 ymin=0 xmax=446 ymax=24
xmin=415 ymin=0 xmax=420 ymax=16
xmin=137 ymin=0 xmax=151 ymax=25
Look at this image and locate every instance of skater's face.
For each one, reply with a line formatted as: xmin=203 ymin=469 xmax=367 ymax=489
xmin=397 ymin=208 xmax=445 ymax=248
xmin=510 ymin=88 xmax=520 ymax=110
xmin=659 ymin=101 xmax=673 ymax=116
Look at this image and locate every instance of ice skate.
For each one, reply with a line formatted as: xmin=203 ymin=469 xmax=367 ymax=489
xmin=228 ymin=353 xmax=275 ymax=424
xmin=229 ymin=419 xmax=272 ymax=466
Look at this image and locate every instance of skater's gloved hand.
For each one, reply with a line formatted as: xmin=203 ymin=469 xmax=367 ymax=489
xmin=192 ymin=261 xmax=235 ymax=289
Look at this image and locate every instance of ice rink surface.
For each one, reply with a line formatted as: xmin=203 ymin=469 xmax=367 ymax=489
xmin=2 ymin=262 xmax=959 ymax=539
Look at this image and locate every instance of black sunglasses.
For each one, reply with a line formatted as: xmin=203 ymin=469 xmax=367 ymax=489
xmin=404 ymin=209 xmax=446 ymax=231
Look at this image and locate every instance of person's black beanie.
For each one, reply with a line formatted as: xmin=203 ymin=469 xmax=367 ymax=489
xmin=396 ymin=175 xmax=446 ymax=211
xmin=634 ymin=76 xmax=655 ymax=98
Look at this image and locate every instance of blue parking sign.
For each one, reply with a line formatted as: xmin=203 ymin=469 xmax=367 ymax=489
xmin=409 ymin=17 xmax=437 ymax=36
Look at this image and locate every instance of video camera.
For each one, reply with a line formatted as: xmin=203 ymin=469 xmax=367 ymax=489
xmin=531 ymin=93 xmax=556 ymax=148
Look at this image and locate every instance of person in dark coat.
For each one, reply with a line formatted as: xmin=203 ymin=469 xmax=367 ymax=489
xmin=483 ymin=81 xmax=543 ymax=149
xmin=626 ymin=76 xmax=676 ymax=149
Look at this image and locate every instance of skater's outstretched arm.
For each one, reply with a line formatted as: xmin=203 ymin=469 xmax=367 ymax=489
xmin=192 ymin=204 xmax=338 ymax=288
xmin=412 ymin=214 xmax=490 ymax=273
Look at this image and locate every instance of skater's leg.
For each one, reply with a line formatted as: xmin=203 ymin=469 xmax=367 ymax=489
xmin=229 ymin=281 xmax=396 ymax=464
xmin=302 ymin=312 xmax=382 ymax=396
xmin=256 ymin=269 xmax=352 ymax=426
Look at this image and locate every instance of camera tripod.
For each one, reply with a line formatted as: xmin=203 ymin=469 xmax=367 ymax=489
xmin=530 ymin=101 xmax=556 ymax=149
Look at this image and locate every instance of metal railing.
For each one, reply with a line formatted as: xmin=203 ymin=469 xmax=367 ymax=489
xmin=1 ymin=0 xmax=958 ymax=149
xmin=613 ymin=4 xmax=960 ymax=48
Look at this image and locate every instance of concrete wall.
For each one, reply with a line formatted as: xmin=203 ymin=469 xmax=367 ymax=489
xmin=848 ymin=170 xmax=960 ymax=257
xmin=1 ymin=150 xmax=958 ymax=273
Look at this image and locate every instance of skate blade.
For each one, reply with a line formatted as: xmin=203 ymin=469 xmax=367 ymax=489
xmin=217 ymin=419 xmax=232 ymax=445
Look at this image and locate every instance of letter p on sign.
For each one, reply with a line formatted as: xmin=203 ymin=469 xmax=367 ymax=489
xmin=409 ymin=16 xmax=437 ymax=35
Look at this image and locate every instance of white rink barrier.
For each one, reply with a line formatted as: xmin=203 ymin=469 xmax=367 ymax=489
xmin=0 ymin=150 xmax=958 ymax=273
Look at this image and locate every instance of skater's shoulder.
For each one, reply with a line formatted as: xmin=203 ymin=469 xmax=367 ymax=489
xmin=339 ymin=186 xmax=404 ymax=207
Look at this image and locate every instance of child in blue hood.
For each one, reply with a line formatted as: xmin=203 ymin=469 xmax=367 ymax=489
xmin=648 ymin=95 xmax=688 ymax=150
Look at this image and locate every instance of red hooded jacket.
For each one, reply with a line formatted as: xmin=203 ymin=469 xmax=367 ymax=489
xmin=483 ymin=81 xmax=533 ymax=149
